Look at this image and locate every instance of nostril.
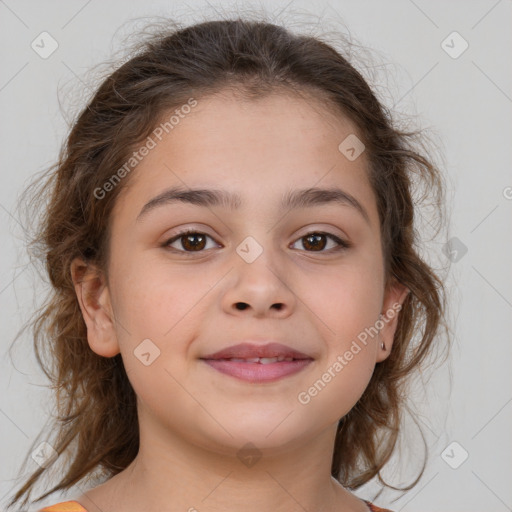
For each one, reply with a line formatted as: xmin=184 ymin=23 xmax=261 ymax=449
xmin=234 ymin=302 xmax=284 ymax=311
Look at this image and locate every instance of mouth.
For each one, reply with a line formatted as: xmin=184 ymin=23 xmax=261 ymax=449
xmin=200 ymin=342 xmax=314 ymax=383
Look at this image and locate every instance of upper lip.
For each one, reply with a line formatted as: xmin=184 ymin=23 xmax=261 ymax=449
xmin=201 ymin=342 xmax=313 ymax=360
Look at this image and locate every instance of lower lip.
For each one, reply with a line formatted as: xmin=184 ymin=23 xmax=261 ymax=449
xmin=201 ymin=359 xmax=313 ymax=383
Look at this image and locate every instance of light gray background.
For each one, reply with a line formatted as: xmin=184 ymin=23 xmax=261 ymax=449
xmin=1 ymin=1 xmax=511 ymax=511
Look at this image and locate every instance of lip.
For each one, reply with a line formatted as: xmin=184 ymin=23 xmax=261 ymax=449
xmin=200 ymin=342 xmax=314 ymax=383
xmin=201 ymin=342 xmax=312 ymax=360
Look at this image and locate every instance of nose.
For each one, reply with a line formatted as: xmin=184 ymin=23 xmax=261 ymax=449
xmin=221 ymin=245 xmax=297 ymax=319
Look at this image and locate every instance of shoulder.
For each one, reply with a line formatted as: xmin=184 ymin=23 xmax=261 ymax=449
xmin=39 ymin=501 xmax=88 ymax=512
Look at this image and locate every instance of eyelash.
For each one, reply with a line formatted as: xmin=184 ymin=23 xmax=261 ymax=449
xmin=162 ymin=229 xmax=352 ymax=255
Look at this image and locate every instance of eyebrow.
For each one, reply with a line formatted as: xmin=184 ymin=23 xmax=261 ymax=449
xmin=136 ymin=186 xmax=371 ymax=224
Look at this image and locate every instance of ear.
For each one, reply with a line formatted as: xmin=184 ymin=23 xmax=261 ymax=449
xmin=376 ymin=278 xmax=410 ymax=363
xmin=70 ymin=258 xmax=120 ymax=358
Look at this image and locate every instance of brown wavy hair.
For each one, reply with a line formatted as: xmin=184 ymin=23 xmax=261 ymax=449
xmin=8 ymin=15 xmax=450 ymax=510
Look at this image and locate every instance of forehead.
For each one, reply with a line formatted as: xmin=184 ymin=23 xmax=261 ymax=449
xmin=113 ymin=90 xmax=378 ymax=227
xmin=174 ymin=88 xmax=359 ymax=157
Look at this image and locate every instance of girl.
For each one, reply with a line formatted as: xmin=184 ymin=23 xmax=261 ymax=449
xmin=8 ymin=15 xmax=449 ymax=512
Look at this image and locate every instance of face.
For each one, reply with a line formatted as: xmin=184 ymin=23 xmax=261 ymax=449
xmin=73 ymin=90 xmax=408 ymax=457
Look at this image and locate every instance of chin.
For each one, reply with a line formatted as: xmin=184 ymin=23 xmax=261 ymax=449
xmin=201 ymin=416 xmax=314 ymax=453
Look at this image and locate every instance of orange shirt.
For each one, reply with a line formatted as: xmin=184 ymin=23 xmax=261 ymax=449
xmin=39 ymin=502 xmax=87 ymax=512
xmin=39 ymin=499 xmax=393 ymax=511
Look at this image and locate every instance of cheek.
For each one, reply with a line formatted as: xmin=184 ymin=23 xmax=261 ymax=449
xmin=110 ymin=256 xmax=215 ymax=341
xmin=108 ymin=258 xmax=217 ymax=398
xmin=300 ymin=262 xmax=384 ymax=339
xmin=296 ymin=272 xmax=381 ymax=416
xmin=294 ymin=265 xmax=382 ymax=403
xmin=109 ymin=261 xmax=209 ymax=421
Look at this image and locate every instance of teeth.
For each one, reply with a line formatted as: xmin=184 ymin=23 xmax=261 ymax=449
xmin=226 ymin=357 xmax=295 ymax=363
xmin=259 ymin=357 xmax=279 ymax=364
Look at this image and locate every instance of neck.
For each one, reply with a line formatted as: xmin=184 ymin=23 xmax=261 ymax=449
xmin=79 ymin=416 xmax=368 ymax=512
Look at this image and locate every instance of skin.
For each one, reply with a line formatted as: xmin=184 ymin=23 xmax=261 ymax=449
xmin=71 ymin=90 xmax=409 ymax=512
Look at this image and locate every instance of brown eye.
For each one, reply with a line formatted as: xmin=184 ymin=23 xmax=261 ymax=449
xmin=181 ymin=233 xmax=206 ymax=251
xmin=291 ymin=232 xmax=350 ymax=252
xmin=302 ymin=233 xmax=327 ymax=251
xmin=165 ymin=231 xmax=218 ymax=252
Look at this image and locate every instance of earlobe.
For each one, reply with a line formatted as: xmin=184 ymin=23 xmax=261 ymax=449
xmin=376 ymin=279 xmax=410 ymax=363
xmin=70 ymin=258 xmax=120 ymax=358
